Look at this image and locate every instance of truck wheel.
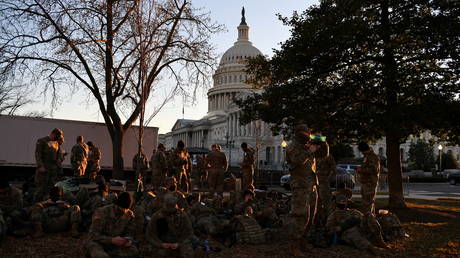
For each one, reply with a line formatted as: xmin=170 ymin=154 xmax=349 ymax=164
xmin=450 ymin=179 xmax=457 ymax=185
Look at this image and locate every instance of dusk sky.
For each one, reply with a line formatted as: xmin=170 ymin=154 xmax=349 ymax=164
xmin=23 ymin=0 xmax=318 ymax=133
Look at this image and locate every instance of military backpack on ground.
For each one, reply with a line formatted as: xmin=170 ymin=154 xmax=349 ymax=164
xmin=232 ymin=215 xmax=266 ymax=244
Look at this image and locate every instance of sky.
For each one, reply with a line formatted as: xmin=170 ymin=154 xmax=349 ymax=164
xmin=22 ymin=0 xmax=318 ymax=134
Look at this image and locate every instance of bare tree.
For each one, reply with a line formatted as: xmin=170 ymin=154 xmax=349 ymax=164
xmin=0 ymin=0 xmax=223 ymax=178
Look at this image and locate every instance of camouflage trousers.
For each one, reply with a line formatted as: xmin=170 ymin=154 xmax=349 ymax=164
xmin=175 ymin=171 xmax=190 ymax=193
xmin=34 ymin=167 xmax=58 ymax=202
xmin=72 ymin=161 xmax=87 ymax=177
xmin=289 ymin=185 xmax=318 ymax=238
xmin=241 ymin=167 xmax=254 ymax=191
xmin=86 ymin=241 xmax=139 ymax=258
xmin=342 ymin=226 xmax=371 ymax=250
xmin=207 ymin=168 xmax=225 ymax=196
xmin=31 ymin=205 xmax=81 ymax=233
xmin=317 ymin=180 xmax=333 ymax=218
xmin=361 ymin=181 xmax=378 ymax=214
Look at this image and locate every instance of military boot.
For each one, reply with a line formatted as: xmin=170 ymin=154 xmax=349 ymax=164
xmin=71 ymin=223 xmax=80 ymax=238
xmin=33 ymin=223 xmax=44 ymax=238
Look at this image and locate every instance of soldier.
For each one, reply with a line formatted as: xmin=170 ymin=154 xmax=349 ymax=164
xmin=315 ymin=141 xmax=336 ymax=220
xmin=151 ymin=144 xmax=168 ymax=188
xmin=162 ymin=177 xmax=188 ymax=210
xmin=356 ymin=142 xmax=381 ymax=214
xmin=56 ymin=135 xmax=67 ymax=180
xmin=205 ymin=144 xmax=228 ymax=196
xmin=146 ymin=193 xmax=195 ymax=257
xmin=196 ymin=155 xmax=207 ymax=189
xmin=71 ymin=136 xmax=89 ymax=177
xmin=132 ymin=150 xmax=149 ymax=189
xmin=34 ymin=128 xmax=64 ymax=202
xmin=234 ymin=189 xmax=258 ymax=215
xmin=239 ymin=142 xmax=255 ymax=191
xmin=285 ymin=124 xmax=320 ymax=245
xmin=170 ymin=140 xmax=192 ymax=193
xmin=31 ymin=186 xmax=81 ymax=238
xmin=0 ymin=177 xmax=23 ymax=235
xmin=87 ymin=141 xmax=102 ymax=180
xmin=326 ymin=195 xmax=387 ymax=255
xmin=85 ymin=192 xmax=139 ymax=258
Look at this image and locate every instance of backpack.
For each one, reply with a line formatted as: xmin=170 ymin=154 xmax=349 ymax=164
xmin=232 ymin=215 xmax=266 ymax=244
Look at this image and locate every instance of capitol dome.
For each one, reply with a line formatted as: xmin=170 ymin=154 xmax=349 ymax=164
xmin=207 ymin=7 xmax=263 ymax=117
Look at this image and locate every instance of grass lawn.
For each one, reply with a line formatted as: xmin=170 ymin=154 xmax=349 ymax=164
xmin=0 ymin=198 xmax=458 ymax=257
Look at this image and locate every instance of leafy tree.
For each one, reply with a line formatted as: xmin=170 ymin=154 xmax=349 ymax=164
xmin=0 ymin=0 xmax=222 ymax=178
xmin=408 ymin=140 xmax=435 ymax=171
xmin=330 ymin=142 xmax=355 ymax=163
xmin=237 ymin=0 xmax=460 ymax=207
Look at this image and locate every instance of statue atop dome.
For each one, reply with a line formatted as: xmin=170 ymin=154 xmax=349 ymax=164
xmin=240 ymin=7 xmax=247 ymax=25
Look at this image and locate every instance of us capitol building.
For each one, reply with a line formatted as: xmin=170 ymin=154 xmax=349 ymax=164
xmin=160 ymin=9 xmax=286 ymax=169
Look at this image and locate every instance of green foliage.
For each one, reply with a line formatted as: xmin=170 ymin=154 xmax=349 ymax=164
xmin=238 ymin=0 xmax=460 ymax=143
xmin=408 ymin=140 xmax=435 ymax=171
xmin=330 ymin=142 xmax=355 ymax=162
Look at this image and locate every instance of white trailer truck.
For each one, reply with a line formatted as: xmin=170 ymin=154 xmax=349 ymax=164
xmin=0 ymin=115 xmax=159 ymax=173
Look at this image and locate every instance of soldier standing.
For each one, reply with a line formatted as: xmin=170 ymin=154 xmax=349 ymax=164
xmin=146 ymin=193 xmax=194 ymax=257
xmin=196 ymin=155 xmax=207 ymax=189
xmin=85 ymin=192 xmax=139 ymax=258
xmin=151 ymin=144 xmax=168 ymax=188
xmin=285 ymin=125 xmax=319 ymax=241
xmin=170 ymin=141 xmax=192 ymax=193
xmin=71 ymin=136 xmax=89 ymax=178
xmin=239 ymin=142 xmax=255 ymax=191
xmin=205 ymin=144 xmax=228 ymax=196
xmin=87 ymin=141 xmax=102 ymax=180
xmin=316 ymin=141 xmax=336 ymax=220
xmin=56 ymin=135 xmax=67 ymax=180
xmin=34 ymin=128 xmax=64 ymax=202
xmin=357 ymin=142 xmax=381 ymax=214
xmin=132 ymin=150 xmax=149 ymax=188
xmin=31 ymin=186 xmax=81 ymax=238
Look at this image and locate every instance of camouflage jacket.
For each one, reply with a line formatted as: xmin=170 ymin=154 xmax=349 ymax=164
xmin=35 ymin=136 xmax=59 ymax=169
xmin=71 ymin=143 xmax=88 ymax=167
xmin=286 ymin=140 xmax=317 ymax=189
xmin=87 ymin=204 xmax=136 ymax=245
xmin=241 ymin=148 xmax=255 ymax=168
xmin=147 ymin=209 xmax=194 ymax=248
xmin=132 ymin=153 xmax=149 ymax=171
xmin=170 ymin=148 xmax=192 ymax=174
xmin=150 ymin=150 xmax=167 ymax=174
xmin=360 ymin=150 xmax=380 ymax=184
xmin=316 ymin=155 xmax=336 ymax=180
xmin=0 ymin=186 xmax=23 ymax=214
xmin=205 ymin=150 xmax=228 ymax=170
xmin=88 ymin=147 xmax=101 ymax=164
xmin=326 ymin=208 xmax=364 ymax=232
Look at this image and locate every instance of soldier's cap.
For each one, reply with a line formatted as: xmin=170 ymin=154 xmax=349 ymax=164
xmin=116 ymin=192 xmax=132 ymax=209
xmin=336 ymin=194 xmax=347 ymax=204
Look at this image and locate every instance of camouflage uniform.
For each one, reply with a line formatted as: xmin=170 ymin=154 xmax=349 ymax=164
xmin=316 ymin=155 xmax=336 ymax=217
xmin=196 ymin=155 xmax=207 ymax=189
xmin=359 ymin=149 xmax=380 ymax=214
xmin=87 ymin=146 xmax=102 ymax=179
xmin=71 ymin=143 xmax=88 ymax=177
xmin=170 ymin=148 xmax=192 ymax=193
xmin=132 ymin=153 xmax=149 ymax=183
xmin=31 ymin=200 xmax=81 ymax=234
xmin=150 ymin=150 xmax=167 ymax=188
xmin=146 ymin=198 xmax=194 ymax=257
xmin=86 ymin=205 xmax=139 ymax=258
xmin=188 ymin=202 xmax=221 ymax=236
xmin=35 ymin=136 xmax=60 ymax=202
xmin=56 ymin=141 xmax=66 ymax=179
xmin=205 ymin=149 xmax=228 ymax=196
xmin=377 ymin=211 xmax=406 ymax=242
xmin=0 ymin=185 xmax=23 ymax=234
xmin=241 ymin=147 xmax=255 ymax=191
xmin=286 ymin=139 xmax=317 ymax=238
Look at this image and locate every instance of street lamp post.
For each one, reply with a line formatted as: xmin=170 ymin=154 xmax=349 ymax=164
xmin=438 ymin=144 xmax=443 ymax=173
xmin=281 ymin=140 xmax=287 ymax=173
xmin=225 ymin=134 xmax=235 ymax=166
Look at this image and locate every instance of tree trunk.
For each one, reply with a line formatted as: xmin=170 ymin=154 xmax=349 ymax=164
xmin=386 ymin=133 xmax=406 ymax=208
xmin=112 ymin=130 xmax=125 ymax=179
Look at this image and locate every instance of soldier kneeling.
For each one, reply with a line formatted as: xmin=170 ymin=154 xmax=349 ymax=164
xmin=31 ymin=186 xmax=81 ymax=238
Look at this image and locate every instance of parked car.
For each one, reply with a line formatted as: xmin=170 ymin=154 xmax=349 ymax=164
xmin=337 ymin=164 xmax=361 ymax=175
xmin=448 ymin=172 xmax=460 ymax=185
xmin=280 ymin=167 xmax=355 ymax=190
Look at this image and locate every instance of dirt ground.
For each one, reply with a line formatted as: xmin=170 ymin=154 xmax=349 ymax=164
xmin=0 ymin=198 xmax=459 ymax=257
